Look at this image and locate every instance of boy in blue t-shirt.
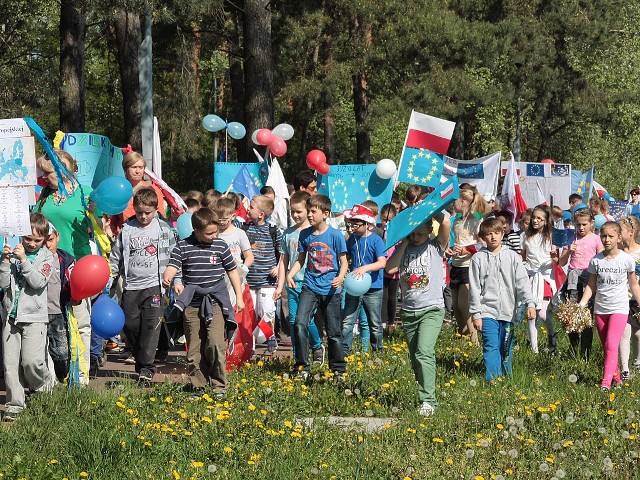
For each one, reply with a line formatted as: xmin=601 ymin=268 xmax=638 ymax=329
xmin=341 ymin=204 xmax=387 ymax=354
xmin=286 ymin=194 xmax=348 ymax=379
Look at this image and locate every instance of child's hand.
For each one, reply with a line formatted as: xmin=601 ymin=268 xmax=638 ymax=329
xmin=331 ymin=276 xmax=344 ymax=289
xmin=527 ymin=307 xmax=537 ymax=321
xmin=162 ymin=275 xmax=172 ymax=289
xmin=286 ymin=275 xmax=297 ymax=290
xmin=350 ymin=266 xmax=368 ymax=278
xmin=174 ymin=284 xmax=184 ymax=295
xmin=235 ymin=297 xmax=245 ymax=312
xmin=2 ymin=244 xmax=11 ymax=262
xmin=269 ymin=266 xmax=279 ymax=277
xmin=273 ymin=288 xmax=282 ymax=301
xmin=472 ymin=318 xmax=482 ymax=331
xmin=568 ymin=242 xmax=577 ymax=253
xmin=13 ymin=244 xmax=25 ymax=262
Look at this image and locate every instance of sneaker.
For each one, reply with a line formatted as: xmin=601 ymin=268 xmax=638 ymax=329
xmin=294 ymin=371 xmax=310 ymax=382
xmin=104 ymin=341 xmax=120 ymax=352
xmin=600 ymin=386 xmax=610 ymax=392
xmin=3 ymin=410 xmax=19 ymax=422
xmin=124 ymin=354 xmax=135 ymax=365
xmin=418 ymin=402 xmax=435 ymax=417
xmin=312 ymin=344 xmax=326 ymax=366
xmin=267 ymin=335 xmax=278 ymax=354
xmin=138 ymin=370 xmax=154 ymax=386
xmin=97 ymin=351 xmax=107 ymax=367
xmin=622 ymin=371 xmax=630 ymax=381
xmin=118 ymin=349 xmax=132 ymax=361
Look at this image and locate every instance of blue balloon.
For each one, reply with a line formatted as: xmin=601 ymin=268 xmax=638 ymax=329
xmin=94 ymin=176 xmax=133 ymax=215
xmin=176 ymin=212 xmax=193 ymax=239
xmin=202 ymin=114 xmax=226 ymax=133
xmin=91 ymin=294 xmax=125 ymax=338
xmin=594 ymin=214 xmax=607 ymax=229
xmin=344 ymin=272 xmax=372 ymax=296
xmin=227 ymin=121 xmax=246 ymax=140
xmin=603 ymin=192 xmax=611 ymax=201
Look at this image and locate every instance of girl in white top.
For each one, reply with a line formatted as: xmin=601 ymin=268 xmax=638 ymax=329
xmin=579 ymin=221 xmax=640 ymax=390
xmin=619 ymin=217 xmax=640 ymax=379
xmin=521 ymin=205 xmax=558 ymax=353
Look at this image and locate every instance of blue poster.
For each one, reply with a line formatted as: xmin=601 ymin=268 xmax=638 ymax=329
xmin=60 ymin=133 xmax=125 ymax=188
xmin=317 ymin=164 xmax=394 ymax=213
xmin=213 ymin=162 xmax=266 ymax=193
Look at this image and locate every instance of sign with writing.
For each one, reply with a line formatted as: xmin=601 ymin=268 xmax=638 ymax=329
xmin=60 ymin=133 xmax=125 ymax=188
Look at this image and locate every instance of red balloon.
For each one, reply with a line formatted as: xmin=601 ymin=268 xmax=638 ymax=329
xmin=70 ymin=255 xmax=110 ymax=300
xmin=541 ymin=158 xmax=555 ymax=164
xmin=256 ymin=129 xmax=273 ymax=146
xmin=269 ymin=137 xmax=288 ymax=157
xmin=316 ymin=162 xmax=330 ymax=175
xmin=306 ymin=149 xmax=326 ymax=170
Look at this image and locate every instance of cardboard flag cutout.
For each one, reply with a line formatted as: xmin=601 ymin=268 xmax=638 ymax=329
xmin=214 ymin=162 xmax=266 ymax=193
xmin=317 ymin=164 xmax=394 ymax=213
xmin=396 ymin=147 xmax=445 ymax=188
xmin=385 ymin=175 xmax=460 ymax=249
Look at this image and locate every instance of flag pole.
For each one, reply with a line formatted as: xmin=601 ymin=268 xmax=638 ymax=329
xmin=393 ymin=109 xmax=414 ymax=190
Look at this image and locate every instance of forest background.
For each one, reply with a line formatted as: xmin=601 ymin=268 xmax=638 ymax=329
xmin=1 ymin=0 xmax=639 ymax=197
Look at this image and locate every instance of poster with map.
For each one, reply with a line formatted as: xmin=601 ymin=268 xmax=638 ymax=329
xmin=0 ymin=136 xmax=36 ymax=186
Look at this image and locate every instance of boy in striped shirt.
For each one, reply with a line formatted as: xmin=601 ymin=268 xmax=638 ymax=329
xmin=163 ymin=208 xmax=244 ymax=394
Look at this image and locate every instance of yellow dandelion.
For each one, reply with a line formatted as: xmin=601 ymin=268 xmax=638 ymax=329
xmin=445 ymin=457 xmax=453 ymax=464
xmin=248 ymin=404 xmax=257 ymax=411
xmin=432 ymin=438 xmax=444 ymax=443
xmin=172 ymin=471 xmax=180 ymax=480
xmin=191 ymin=461 xmax=204 ymax=468
xmin=607 ymin=409 xmax=616 ymax=415
xmin=80 ymin=473 xmax=88 ymax=478
xmin=165 ymin=397 xmax=173 ymax=404
xmin=144 ymin=441 xmax=152 ymax=447
xmin=223 ymin=447 xmax=233 ymax=453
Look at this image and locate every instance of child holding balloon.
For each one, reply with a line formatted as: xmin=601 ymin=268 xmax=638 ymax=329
xmin=109 ymin=187 xmax=176 ymax=384
xmin=0 ymin=213 xmax=56 ymax=420
xmin=341 ymin=204 xmax=387 ymax=355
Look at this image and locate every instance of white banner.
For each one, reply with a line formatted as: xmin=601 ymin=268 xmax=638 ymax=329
xmin=501 ymin=162 xmax=572 ymax=210
xmin=442 ymin=152 xmax=501 ymax=197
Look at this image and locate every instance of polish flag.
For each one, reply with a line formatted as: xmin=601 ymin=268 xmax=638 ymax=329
xmin=253 ymin=319 xmax=274 ymax=344
xmin=533 ymin=181 xmax=547 ymax=206
xmin=405 ymin=110 xmax=456 ymax=155
xmin=592 ymin=180 xmax=608 ymax=198
xmin=440 ymin=181 xmax=455 ymax=200
xmin=500 ymin=155 xmax=528 ymax=227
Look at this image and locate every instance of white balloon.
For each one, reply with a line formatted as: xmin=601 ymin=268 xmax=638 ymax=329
xmin=272 ymin=123 xmax=294 ymax=141
xmin=375 ymin=158 xmax=397 ymax=179
xmin=251 ymin=129 xmax=261 ymax=144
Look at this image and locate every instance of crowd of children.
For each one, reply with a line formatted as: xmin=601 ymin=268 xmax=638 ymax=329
xmin=6 ymin=152 xmax=640 ymax=421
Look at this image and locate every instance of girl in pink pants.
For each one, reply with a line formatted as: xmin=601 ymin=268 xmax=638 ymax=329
xmin=579 ymin=221 xmax=640 ymax=390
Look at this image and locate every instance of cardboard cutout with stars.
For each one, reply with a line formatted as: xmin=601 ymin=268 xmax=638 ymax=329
xmin=317 ymin=164 xmax=394 ymax=213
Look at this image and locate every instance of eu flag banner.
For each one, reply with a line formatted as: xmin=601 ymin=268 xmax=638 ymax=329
xmin=214 ymin=162 xmax=265 ymax=192
xmin=317 ymin=164 xmax=394 ymax=213
xmin=231 ymin=165 xmax=261 ymax=199
xmin=552 ymin=227 xmax=576 ymax=247
xmin=396 ymin=147 xmax=445 ymax=188
xmin=385 ymin=175 xmax=460 ymax=249
xmin=570 ymin=167 xmax=594 ymax=198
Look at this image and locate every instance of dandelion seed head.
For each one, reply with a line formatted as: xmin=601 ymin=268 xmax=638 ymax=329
xmin=568 ymin=374 xmax=578 ymax=383
xmin=598 ymin=427 xmax=607 ymax=434
xmin=354 ymin=388 xmax=361 ymax=395
xmin=469 ymin=380 xmax=477 ymax=387
xmin=553 ymin=443 xmax=562 ymax=450
xmin=365 ymin=410 xmax=374 ymax=417
xmin=508 ymin=449 xmax=518 ymax=458
xmin=207 ymin=465 xmax=218 ymax=473
xmin=556 ymin=469 xmax=566 ymax=478
xmin=539 ymin=463 xmax=549 ymax=472
xmin=465 ymin=449 xmax=475 ymax=458
xmin=505 ymin=416 xmax=515 ymax=425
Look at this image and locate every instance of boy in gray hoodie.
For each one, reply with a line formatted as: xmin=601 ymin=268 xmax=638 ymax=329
xmin=469 ymin=217 xmax=536 ymax=383
xmin=0 ymin=213 xmax=55 ymax=420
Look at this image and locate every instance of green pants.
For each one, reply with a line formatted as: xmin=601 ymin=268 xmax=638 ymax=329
xmin=401 ymin=307 xmax=444 ymax=406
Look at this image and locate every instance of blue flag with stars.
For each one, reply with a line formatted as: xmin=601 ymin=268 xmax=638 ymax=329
xmin=385 ymin=175 xmax=460 ymax=249
xmin=317 ymin=164 xmax=394 ymax=213
xmin=214 ymin=162 xmax=266 ymax=193
xmin=396 ymin=147 xmax=445 ymax=188
xmin=570 ymin=166 xmax=594 ymax=198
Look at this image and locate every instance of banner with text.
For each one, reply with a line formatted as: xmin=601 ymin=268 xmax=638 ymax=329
xmin=60 ymin=133 xmax=125 ymax=188
xmin=501 ymin=162 xmax=572 ymax=210
xmin=317 ymin=164 xmax=394 ymax=213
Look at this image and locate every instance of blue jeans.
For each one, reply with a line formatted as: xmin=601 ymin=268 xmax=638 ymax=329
xmin=294 ymin=287 xmax=345 ymax=373
xmin=287 ymin=285 xmax=322 ymax=356
xmin=358 ymin=307 xmax=370 ymax=352
xmin=90 ymin=332 xmax=103 ymax=360
xmin=342 ymin=289 xmax=383 ymax=355
xmin=481 ymin=318 xmax=515 ymax=381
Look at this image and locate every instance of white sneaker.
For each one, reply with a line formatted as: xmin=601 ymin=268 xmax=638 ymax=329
xmin=418 ymin=402 xmax=435 ymax=417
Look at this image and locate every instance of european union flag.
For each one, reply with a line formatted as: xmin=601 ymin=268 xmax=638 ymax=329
xmin=457 ymin=163 xmax=484 ymax=179
xmin=397 ymin=147 xmax=444 ymax=188
xmin=552 ymin=227 xmax=576 ymax=247
xmin=317 ymin=164 xmax=393 ymax=212
xmin=526 ymin=163 xmax=545 ymax=177
xmin=570 ymin=167 xmax=593 ymax=197
xmin=231 ymin=165 xmax=261 ymax=199
xmin=385 ymin=175 xmax=460 ymax=249
xmin=213 ymin=163 xmax=265 ymax=192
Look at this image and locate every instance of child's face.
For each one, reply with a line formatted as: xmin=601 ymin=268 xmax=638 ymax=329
xmin=482 ymin=229 xmax=504 ymax=250
xmin=46 ymin=231 xmax=60 ymax=253
xmin=380 ymin=211 xmax=396 ymax=229
xmin=23 ymin=229 xmax=46 ymax=253
xmin=620 ymin=223 xmax=634 ymax=244
xmin=346 ymin=220 xmax=368 ymax=236
xmin=134 ymin=203 xmax=156 ymax=226
xmin=600 ymin=225 xmax=620 ymax=251
xmin=194 ymin=224 xmax=219 ymax=244
xmin=307 ymin=206 xmax=329 ymax=227
xmin=216 ymin=210 xmax=235 ymax=232
xmin=290 ymin=202 xmax=308 ymax=226
xmin=248 ymin=200 xmax=265 ymax=223
xmin=574 ymin=217 xmax=593 ymax=238
xmin=531 ymin=210 xmax=547 ymax=232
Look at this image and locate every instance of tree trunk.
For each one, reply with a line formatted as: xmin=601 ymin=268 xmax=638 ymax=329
xmin=112 ymin=9 xmax=142 ymax=150
xmin=59 ymin=0 xmax=86 ymax=132
xmin=227 ymin=6 xmax=246 ymax=162
xmin=353 ymin=69 xmax=371 ymax=163
xmin=323 ymin=40 xmax=335 ymax=164
xmin=243 ymin=0 xmax=274 ymax=145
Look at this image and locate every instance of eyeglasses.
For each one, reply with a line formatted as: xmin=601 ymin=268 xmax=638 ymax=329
xmin=218 ymin=217 xmax=233 ymax=225
xmin=346 ymin=222 xmax=365 ymax=230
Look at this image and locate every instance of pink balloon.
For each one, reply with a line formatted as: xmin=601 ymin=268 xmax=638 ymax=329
xmin=316 ymin=162 xmax=330 ymax=175
xmin=306 ymin=150 xmax=326 ymax=169
xmin=256 ymin=129 xmax=273 ymax=146
xmin=541 ymin=158 xmax=555 ymax=164
xmin=269 ymin=137 xmax=288 ymax=157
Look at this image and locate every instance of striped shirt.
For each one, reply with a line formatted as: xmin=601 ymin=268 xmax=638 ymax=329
xmin=502 ymin=231 xmax=521 ymax=254
xmin=168 ymin=235 xmax=236 ymax=291
xmin=245 ymin=223 xmax=283 ymax=287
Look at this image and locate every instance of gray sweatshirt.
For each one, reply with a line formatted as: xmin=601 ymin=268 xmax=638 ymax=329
xmin=469 ymin=247 xmax=534 ymax=322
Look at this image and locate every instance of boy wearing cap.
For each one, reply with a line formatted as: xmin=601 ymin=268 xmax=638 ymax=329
xmin=341 ymin=204 xmax=387 ymax=354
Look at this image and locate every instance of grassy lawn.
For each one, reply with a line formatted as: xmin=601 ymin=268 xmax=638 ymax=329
xmin=0 ymin=324 xmax=638 ymax=480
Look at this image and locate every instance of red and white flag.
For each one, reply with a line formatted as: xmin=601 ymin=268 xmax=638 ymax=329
xmin=405 ymin=110 xmax=456 ymax=155
xmin=533 ymin=181 xmax=547 ymax=206
xmin=592 ymin=180 xmax=608 ymax=199
xmin=253 ymin=319 xmax=274 ymax=344
xmin=500 ymin=155 xmax=528 ymax=226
